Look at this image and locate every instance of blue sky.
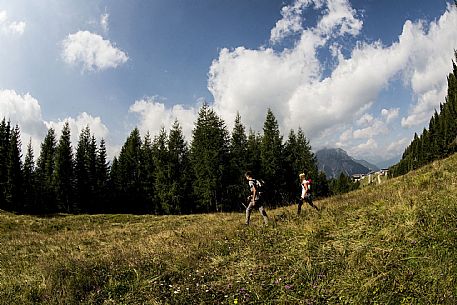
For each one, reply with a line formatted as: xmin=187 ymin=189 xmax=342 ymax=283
xmin=0 ymin=0 xmax=456 ymax=166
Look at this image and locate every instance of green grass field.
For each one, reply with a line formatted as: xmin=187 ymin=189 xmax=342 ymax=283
xmin=1 ymin=154 xmax=457 ymax=304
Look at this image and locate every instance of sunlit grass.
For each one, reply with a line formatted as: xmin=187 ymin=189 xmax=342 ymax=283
xmin=1 ymin=154 xmax=457 ymax=304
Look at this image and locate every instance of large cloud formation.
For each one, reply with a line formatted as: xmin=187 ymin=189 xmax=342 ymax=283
xmin=0 ymin=89 xmax=111 ymax=159
xmin=208 ymin=0 xmax=457 ymax=160
xmin=61 ymin=30 xmax=128 ymax=72
xmin=0 ymin=89 xmax=46 ymax=156
xmin=129 ymin=97 xmax=198 ymax=141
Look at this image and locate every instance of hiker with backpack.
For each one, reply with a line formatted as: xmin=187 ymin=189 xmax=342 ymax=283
xmin=244 ymin=171 xmax=269 ymax=225
xmin=298 ymin=173 xmax=319 ymax=214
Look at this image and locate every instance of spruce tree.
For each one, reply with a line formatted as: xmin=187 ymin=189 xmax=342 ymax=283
xmin=331 ymin=173 xmax=357 ymax=195
xmin=296 ymin=128 xmax=318 ymax=178
xmin=245 ymin=129 xmax=262 ymax=179
xmin=53 ymin=122 xmax=74 ymax=213
xmin=227 ymin=113 xmax=248 ymax=210
xmin=117 ymin=128 xmax=144 ymax=213
xmin=75 ymin=126 xmax=89 ymax=211
xmin=109 ymin=156 xmax=122 ymax=212
xmin=391 ymin=52 xmax=457 ymax=176
xmin=190 ymin=103 xmax=229 ymax=212
xmin=36 ymin=128 xmax=57 ymax=212
xmin=0 ymin=118 xmax=11 ymax=209
xmin=168 ymin=120 xmax=192 ymax=214
xmin=88 ymin=135 xmax=98 ymax=205
xmin=141 ymin=132 xmax=157 ymax=213
xmin=260 ymin=109 xmax=284 ymax=205
xmin=74 ymin=126 xmax=99 ymax=212
xmin=153 ymin=128 xmax=170 ymax=213
xmin=95 ymin=138 xmax=110 ymax=212
xmin=284 ymin=129 xmax=299 ymax=201
xmin=284 ymin=128 xmax=318 ymax=201
xmin=5 ymin=125 xmax=23 ymax=211
xmin=23 ymin=139 xmax=36 ymax=213
xmin=314 ymin=171 xmax=330 ymax=198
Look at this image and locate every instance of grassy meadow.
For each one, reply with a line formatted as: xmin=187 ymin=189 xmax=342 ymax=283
xmin=1 ymin=154 xmax=457 ymax=304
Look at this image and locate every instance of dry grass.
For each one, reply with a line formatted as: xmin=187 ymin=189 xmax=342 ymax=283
xmin=1 ymin=154 xmax=457 ymax=304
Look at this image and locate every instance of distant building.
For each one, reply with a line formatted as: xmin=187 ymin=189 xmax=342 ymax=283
xmin=380 ymin=169 xmax=389 ymax=176
xmin=351 ymin=174 xmax=364 ymax=181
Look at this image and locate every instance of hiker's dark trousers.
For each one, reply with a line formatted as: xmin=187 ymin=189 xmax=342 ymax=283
xmin=245 ymin=200 xmax=268 ymax=225
xmin=298 ymin=194 xmax=318 ymax=214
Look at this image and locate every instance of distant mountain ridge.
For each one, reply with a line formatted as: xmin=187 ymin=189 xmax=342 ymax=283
xmin=354 ymin=159 xmax=380 ymax=172
xmin=316 ymin=148 xmax=378 ymax=179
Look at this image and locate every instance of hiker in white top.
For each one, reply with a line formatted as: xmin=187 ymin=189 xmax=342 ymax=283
xmin=245 ymin=171 xmax=268 ymax=225
xmin=298 ymin=173 xmax=319 ymax=215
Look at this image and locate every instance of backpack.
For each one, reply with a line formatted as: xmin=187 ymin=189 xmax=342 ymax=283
xmin=250 ymin=179 xmax=264 ymax=195
xmin=301 ymin=179 xmax=312 ymax=194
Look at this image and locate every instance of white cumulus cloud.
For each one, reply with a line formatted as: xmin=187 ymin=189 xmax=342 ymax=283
xmin=356 ymin=113 xmax=374 ymax=127
xmin=400 ymin=6 xmax=457 ymax=127
xmin=61 ymin=30 xmax=128 ymax=72
xmin=129 ymin=97 xmax=199 ymax=141
xmin=316 ymin=0 xmax=363 ymax=37
xmin=386 ymin=137 xmax=409 ymax=156
xmin=270 ymin=0 xmax=361 ymax=44
xmin=46 ymin=112 xmax=109 ymax=146
xmin=0 ymin=10 xmax=26 ymax=36
xmin=381 ymin=108 xmax=399 ymax=123
xmin=350 ymin=138 xmax=378 ymax=156
xmin=0 ymin=89 xmax=113 ymax=159
xmin=0 ymin=89 xmax=47 ymax=156
xmin=270 ymin=0 xmax=310 ymax=44
xmin=208 ymin=0 xmax=457 ymax=161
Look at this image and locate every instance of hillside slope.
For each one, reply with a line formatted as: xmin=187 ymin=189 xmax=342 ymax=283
xmin=1 ymin=154 xmax=456 ymax=304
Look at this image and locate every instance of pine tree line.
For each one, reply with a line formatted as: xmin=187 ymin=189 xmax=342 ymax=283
xmin=391 ymin=51 xmax=457 ymax=177
xmin=0 ymin=106 xmax=329 ymax=215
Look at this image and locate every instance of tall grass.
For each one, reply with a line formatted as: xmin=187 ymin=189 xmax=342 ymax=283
xmin=1 ymin=154 xmax=456 ymax=304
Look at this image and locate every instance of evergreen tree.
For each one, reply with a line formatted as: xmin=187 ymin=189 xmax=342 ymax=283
xmin=95 ymin=138 xmax=110 ymax=212
xmin=23 ymin=139 xmax=36 ymax=213
xmin=391 ymin=52 xmax=457 ymax=177
xmin=75 ymin=126 xmax=90 ymax=212
xmin=227 ymin=113 xmax=248 ymax=210
xmin=5 ymin=125 xmax=23 ymax=211
xmin=296 ymin=128 xmax=318 ymax=177
xmin=88 ymin=135 xmax=98 ymax=204
xmin=284 ymin=129 xmax=299 ymax=201
xmin=168 ymin=120 xmax=192 ymax=214
xmin=260 ymin=109 xmax=284 ymax=205
xmin=330 ymin=173 xmax=358 ymax=195
xmin=245 ymin=129 xmax=262 ymax=179
xmin=117 ymin=128 xmax=144 ymax=213
xmin=53 ymin=122 xmax=74 ymax=213
xmin=153 ymin=128 xmax=170 ymax=213
xmin=0 ymin=118 xmax=11 ymax=209
xmin=190 ymin=103 xmax=229 ymax=212
xmin=109 ymin=156 xmax=122 ymax=212
xmin=140 ymin=132 xmax=157 ymax=213
xmin=74 ymin=126 xmax=99 ymax=212
xmin=314 ymin=171 xmax=330 ymax=198
xmin=446 ymin=56 xmax=457 ymax=152
xmin=36 ymin=128 xmax=57 ymax=212
xmin=283 ymin=128 xmax=318 ymax=201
